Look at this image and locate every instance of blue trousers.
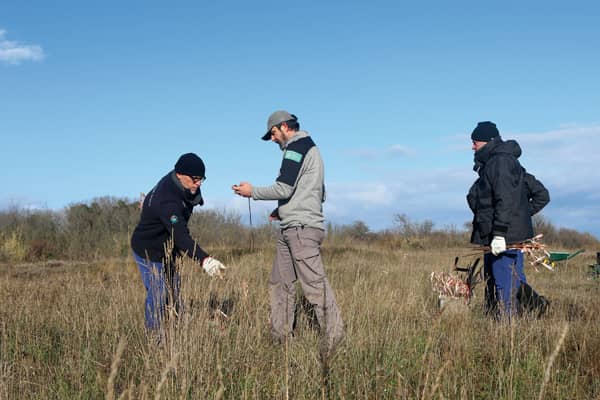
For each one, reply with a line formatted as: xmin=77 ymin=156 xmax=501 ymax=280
xmin=484 ymin=249 xmax=527 ymax=318
xmin=133 ymin=252 xmax=181 ymax=331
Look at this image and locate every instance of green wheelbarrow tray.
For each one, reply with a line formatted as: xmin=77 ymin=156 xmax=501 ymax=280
xmin=547 ymin=249 xmax=585 ymax=262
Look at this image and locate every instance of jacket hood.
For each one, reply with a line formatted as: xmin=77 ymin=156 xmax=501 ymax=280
xmin=492 ymin=139 xmax=522 ymax=159
xmin=474 ymin=139 xmax=522 ymax=170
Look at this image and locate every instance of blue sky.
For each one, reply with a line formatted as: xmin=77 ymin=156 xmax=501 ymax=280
xmin=1 ymin=1 xmax=600 ymax=237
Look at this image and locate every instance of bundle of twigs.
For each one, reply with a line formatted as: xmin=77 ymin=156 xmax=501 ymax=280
xmin=471 ymin=234 xmax=553 ymax=271
xmin=430 ymin=271 xmax=472 ymax=302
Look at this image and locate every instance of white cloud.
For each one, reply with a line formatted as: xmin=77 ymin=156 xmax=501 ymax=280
xmin=0 ymin=29 xmax=45 ymax=65
xmin=443 ymin=124 xmax=600 ymax=196
xmin=324 ymin=167 xmax=473 ymax=230
xmin=334 ymin=182 xmax=395 ymax=206
xmin=511 ymin=125 xmax=600 ymax=197
xmin=387 ymin=144 xmax=414 ymax=157
xmin=0 ymin=195 xmax=48 ymax=212
xmin=512 ymin=124 xmax=599 ymax=147
xmin=349 ymin=144 xmax=416 ymax=159
xmin=183 ymin=124 xmax=600 ymax=236
xmin=322 ymin=124 xmax=600 ymax=236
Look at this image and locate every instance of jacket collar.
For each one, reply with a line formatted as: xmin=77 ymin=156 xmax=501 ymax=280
xmin=170 ymin=170 xmax=204 ymax=206
xmin=282 ymin=130 xmax=309 ymax=150
xmin=473 ymin=139 xmax=499 ymax=172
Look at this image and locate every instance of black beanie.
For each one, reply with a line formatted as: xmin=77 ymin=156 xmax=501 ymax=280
xmin=174 ymin=153 xmax=205 ymax=177
xmin=471 ymin=121 xmax=500 ymax=142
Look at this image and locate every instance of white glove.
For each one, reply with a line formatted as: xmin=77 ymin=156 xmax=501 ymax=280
xmin=202 ymin=256 xmax=226 ymax=278
xmin=490 ymin=236 xmax=506 ymax=256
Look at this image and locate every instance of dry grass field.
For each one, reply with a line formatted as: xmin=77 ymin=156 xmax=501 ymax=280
xmin=1 ymin=243 xmax=599 ymax=399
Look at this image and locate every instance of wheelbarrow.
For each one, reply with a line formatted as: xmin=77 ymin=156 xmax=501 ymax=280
xmin=544 ymin=249 xmax=585 ymax=268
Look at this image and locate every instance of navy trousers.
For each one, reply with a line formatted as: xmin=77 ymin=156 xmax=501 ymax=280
xmin=133 ymin=252 xmax=181 ymax=331
xmin=484 ymin=249 xmax=526 ymax=318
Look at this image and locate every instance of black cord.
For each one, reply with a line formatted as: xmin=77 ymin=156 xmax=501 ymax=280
xmin=248 ymin=198 xmax=254 ymax=251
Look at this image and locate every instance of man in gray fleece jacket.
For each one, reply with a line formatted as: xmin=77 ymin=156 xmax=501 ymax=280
xmin=233 ymin=110 xmax=344 ymax=351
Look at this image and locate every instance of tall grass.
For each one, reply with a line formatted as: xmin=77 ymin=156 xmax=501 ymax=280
xmin=1 ymin=244 xmax=599 ymax=399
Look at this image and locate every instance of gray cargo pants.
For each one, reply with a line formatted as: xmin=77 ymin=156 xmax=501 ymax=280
xmin=270 ymin=226 xmax=344 ymax=347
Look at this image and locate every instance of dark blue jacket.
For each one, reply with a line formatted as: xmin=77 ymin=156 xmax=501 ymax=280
xmin=131 ymin=171 xmax=209 ymax=264
xmin=467 ymin=139 xmax=549 ymax=245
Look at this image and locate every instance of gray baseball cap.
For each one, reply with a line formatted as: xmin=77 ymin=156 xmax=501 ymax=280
xmin=262 ymin=110 xmax=297 ymax=140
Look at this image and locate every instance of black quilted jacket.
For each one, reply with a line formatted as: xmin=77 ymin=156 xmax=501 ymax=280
xmin=467 ymin=139 xmax=549 ymax=245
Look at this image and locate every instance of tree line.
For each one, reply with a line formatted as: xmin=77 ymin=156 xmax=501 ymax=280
xmin=0 ymin=197 xmax=597 ymax=262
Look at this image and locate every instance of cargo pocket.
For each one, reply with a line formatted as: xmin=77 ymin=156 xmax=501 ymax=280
xmin=293 ymin=245 xmax=324 ymax=284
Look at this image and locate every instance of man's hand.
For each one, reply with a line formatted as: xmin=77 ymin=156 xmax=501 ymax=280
xmin=202 ymin=256 xmax=226 ymax=278
xmin=232 ymin=182 xmax=252 ymax=198
xmin=269 ymin=208 xmax=281 ymax=221
xmin=490 ymin=236 xmax=506 ymax=256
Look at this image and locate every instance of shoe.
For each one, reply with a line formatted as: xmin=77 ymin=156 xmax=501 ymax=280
xmin=537 ymin=296 xmax=550 ymax=318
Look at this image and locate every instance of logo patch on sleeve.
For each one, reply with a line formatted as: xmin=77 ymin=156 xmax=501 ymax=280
xmin=284 ymin=150 xmax=302 ymax=163
xmin=170 ymin=215 xmax=179 ymax=224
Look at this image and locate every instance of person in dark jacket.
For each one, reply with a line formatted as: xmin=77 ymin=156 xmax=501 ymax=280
xmin=467 ymin=121 xmax=550 ymax=319
xmin=131 ymin=153 xmax=226 ymax=332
